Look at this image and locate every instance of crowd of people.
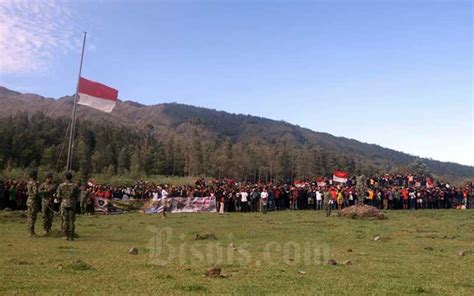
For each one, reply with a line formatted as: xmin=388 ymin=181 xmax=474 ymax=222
xmin=1 ymin=173 xmax=472 ymax=214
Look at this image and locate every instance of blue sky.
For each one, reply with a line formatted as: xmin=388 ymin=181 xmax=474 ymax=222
xmin=0 ymin=0 xmax=472 ymax=165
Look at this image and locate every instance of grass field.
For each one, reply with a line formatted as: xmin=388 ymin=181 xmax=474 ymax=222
xmin=0 ymin=210 xmax=473 ymax=295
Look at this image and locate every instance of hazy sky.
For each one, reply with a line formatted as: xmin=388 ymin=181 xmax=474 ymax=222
xmin=1 ymin=0 xmax=472 ymax=165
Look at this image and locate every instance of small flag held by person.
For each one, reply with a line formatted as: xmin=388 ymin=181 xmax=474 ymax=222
xmin=333 ymin=170 xmax=349 ymax=183
xmin=77 ymin=77 xmax=118 ymax=113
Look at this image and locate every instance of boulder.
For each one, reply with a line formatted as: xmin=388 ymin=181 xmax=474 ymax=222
xmin=129 ymin=248 xmax=139 ymax=255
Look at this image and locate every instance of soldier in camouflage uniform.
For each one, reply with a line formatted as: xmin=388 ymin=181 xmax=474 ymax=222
xmin=38 ymin=172 xmax=56 ymax=235
xmin=26 ymin=170 xmax=40 ymax=237
xmin=79 ymin=184 xmax=89 ymax=215
xmin=356 ymin=174 xmax=366 ymax=205
xmin=323 ymin=189 xmax=332 ymax=217
xmin=56 ymin=172 xmax=79 ymax=241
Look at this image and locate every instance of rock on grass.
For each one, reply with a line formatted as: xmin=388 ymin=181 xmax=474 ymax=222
xmin=206 ymin=267 xmax=221 ymax=277
xmin=67 ymin=259 xmax=93 ymax=271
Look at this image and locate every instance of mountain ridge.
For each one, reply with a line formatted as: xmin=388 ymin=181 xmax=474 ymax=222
xmin=0 ymin=85 xmax=472 ymax=180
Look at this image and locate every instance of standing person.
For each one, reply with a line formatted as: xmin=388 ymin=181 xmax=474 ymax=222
xmin=268 ymin=188 xmax=275 ymax=211
xmin=250 ymin=188 xmax=260 ymax=212
xmin=393 ymin=188 xmax=400 ymax=209
xmin=9 ymin=182 xmax=17 ymax=210
xmin=274 ymin=186 xmax=282 ymax=211
xmin=79 ymin=185 xmax=90 ymax=215
xmin=347 ymin=190 xmax=355 ymax=207
xmin=323 ymin=189 xmax=332 ymax=217
xmin=336 ymin=189 xmax=344 ymax=210
xmin=409 ymin=189 xmax=417 ymax=210
xmin=290 ymin=187 xmax=299 ymax=210
xmin=401 ymin=187 xmax=409 ymax=209
xmin=240 ymin=188 xmax=249 ymax=212
xmin=234 ymin=190 xmax=241 ymax=212
xmin=161 ymin=186 xmax=169 ymax=218
xmin=355 ymin=174 xmax=366 ymax=205
xmin=387 ymin=189 xmax=393 ymax=209
xmin=219 ymin=194 xmax=225 ymax=214
xmin=315 ymin=189 xmax=323 ymax=210
xmin=260 ymin=188 xmax=268 ymax=214
xmin=307 ymin=188 xmax=316 ymax=210
xmin=26 ymin=170 xmax=40 ymax=237
xmin=381 ymin=190 xmax=387 ymax=210
xmin=38 ymin=173 xmax=55 ymax=235
xmin=330 ymin=187 xmax=338 ymax=210
xmin=56 ymin=172 xmax=79 ymax=241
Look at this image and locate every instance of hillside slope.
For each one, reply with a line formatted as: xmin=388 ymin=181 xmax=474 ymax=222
xmin=0 ymin=86 xmax=472 ymax=179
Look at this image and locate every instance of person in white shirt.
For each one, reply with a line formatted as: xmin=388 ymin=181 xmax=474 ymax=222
xmin=161 ymin=186 xmax=169 ymax=218
xmin=240 ymin=189 xmax=249 ymax=212
xmin=260 ymin=188 xmax=269 ymax=214
xmin=152 ymin=191 xmax=159 ymax=201
xmin=316 ymin=190 xmax=323 ymax=210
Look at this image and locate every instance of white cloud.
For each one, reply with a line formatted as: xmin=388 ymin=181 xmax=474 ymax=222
xmin=0 ymin=0 xmax=78 ymax=74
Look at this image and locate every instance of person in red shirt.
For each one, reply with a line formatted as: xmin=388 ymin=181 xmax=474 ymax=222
xmin=104 ymin=189 xmax=112 ymax=200
xmin=274 ymin=186 xmax=283 ymax=210
xmin=290 ymin=187 xmax=299 ymax=210
xmin=401 ymin=188 xmax=409 ymax=209
xmin=330 ymin=187 xmax=337 ymax=210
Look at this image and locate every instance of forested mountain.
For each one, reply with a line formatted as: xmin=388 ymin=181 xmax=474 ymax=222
xmin=0 ymin=86 xmax=472 ymax=182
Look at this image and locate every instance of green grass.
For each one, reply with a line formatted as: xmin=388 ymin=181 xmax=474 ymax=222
xmin=0 ymin=210 xmax=473 ymax=295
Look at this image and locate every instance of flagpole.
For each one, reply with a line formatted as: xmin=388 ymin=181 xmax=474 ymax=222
xmin=66 ymin=32 xmax=87 ymax=171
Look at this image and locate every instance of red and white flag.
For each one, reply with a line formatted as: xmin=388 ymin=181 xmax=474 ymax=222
xmin=333 ymin=170 xmax=349 ymax=183
xmin=315 ymin=177 xmax=326 ymax=187
xmin=78 ymin=77 xmax=118 ymax=113
xmin=294 ymin=179 xmax=307 ymax=188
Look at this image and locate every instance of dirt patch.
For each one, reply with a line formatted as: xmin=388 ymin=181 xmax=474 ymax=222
xmin=0 ymin=211 xmax=28 ymax=222
xmin=195 ymin=233 xmax=217 ymax=240
xmin=340 ymin=205 xmax=386 ymax=220
xmin=66 ymin=259 xmax=94 ymax=271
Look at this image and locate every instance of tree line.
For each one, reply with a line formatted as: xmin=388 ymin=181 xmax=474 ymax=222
xmin=0 ymin=112 xmax=426 ymax=182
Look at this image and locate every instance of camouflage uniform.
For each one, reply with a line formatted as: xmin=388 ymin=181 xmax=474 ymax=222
xmin=356 ymin=175 xmax=366 ymax=205
xmin=39 ymin=180 xmax=55 ymax=233
xmin=26 ymin=179 xmax=40 ymax=236
xmin=80 ymin=189 xmax=89 ymax=214
xmin=57 ymin=180 xmax=78 ymax=240
xmin=323 ymin=190 xmax=332 ymax=217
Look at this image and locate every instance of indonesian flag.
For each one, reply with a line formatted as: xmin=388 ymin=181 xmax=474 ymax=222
xmin=78 ymin=77 xmax=118 ymax=113
xmin=294 ymin=180 xmax=307 ymax=188
xmin=333 ymin=170 xmax=349 ymax=183
xmin=315 ymin=177 xmax=326 ymax=187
